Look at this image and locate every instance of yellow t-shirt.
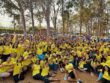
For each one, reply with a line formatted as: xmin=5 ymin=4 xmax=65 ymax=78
xmin=48 ymin=57 xmax=53 ymax=64
xmin=10 ymin=58 xmax=16 ymax=65
xmin=104 ymin=48 xmax=109 ymax=54
xmin=37 ymin=48 xmax=43 ymax=55
xmin=11 ymin=48 xmax=17 ymax=54
xmin=107 ymin=56 xmax=110 ymax=61
xmin=3 ymin=45 xmax=12 ymax=55
xmin=96 ymin=54 xmax=102 ymax=61
xmin=53 ymin=58 xmax=57 ymax=64
xmin=79 ymin=61 xmax=85 ymax=69
xmin=43 ymin=45 xmax=47 ymax=52
xmin=32 ymin=64 xmax=40 ymax=76
xmin=41 ymin=66 xmax=49 ymax=76
xmin=65 ymin=63 xmax=73 ymax=73
xmin=77 ymin=51 xmax=82 ymax=57
xmin=17 ymin=44 xmax=24 ymax=56
xmin=91 ymin=61 xmax=96 ymax=68
xmin=13 ymin=63 xmax=22 ymax=76
xmin=0 ymin=62 xmax=11 ymax=73
xmin=103 ymin=71 xmax=110 ymax=81
xmin=106 ymin=60 xmax=110 ymax=67
xmin=40 ymin=60 xmax=45 ymax=68
xmin=23 ymin=51 xmax=29 ymax=59
xmin=32 ymin=56 xmax=37 ymax=63
xmin=69 ymin=55 xmax=74 ymax=62
xmin=0 ymin=65 xmax=9 ymax=73
xmin=22 ymin=59 xmax=31 ymax=67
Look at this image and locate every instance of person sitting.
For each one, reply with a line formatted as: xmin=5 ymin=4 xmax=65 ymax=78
xmin=64 ymin=59 xmax=78 ymax=82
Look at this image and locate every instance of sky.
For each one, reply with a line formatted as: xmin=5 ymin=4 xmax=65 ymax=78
xmin=0 ymin=13 xmax=54 ymax=28
xmin=0 ymin=14 xmax=13 ymax=28
xmin=0 ymin=0 xmax=62 ymax=28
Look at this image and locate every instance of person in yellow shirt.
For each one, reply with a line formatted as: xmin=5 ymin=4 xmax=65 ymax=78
xmin=106 ymin=55 xmax=110 ymax=61
xmin=22 ymin=53 xmax=33 ymax=75
xmin=0 ymin=57 xmax=12 ymax=78
xmin=101 ymin=65 xmax=110 ymax=83
xmin=103 ymin=46 xmax=109 ymax=54
xmin=36 ymin=47 xmax=43 ymax=55
xmin=2 ymin=44 xmax=12 ymax=61
xmin=40 ymin=60 xmax=45 ymax=68
xmin=13 ymin=56 xmax=24 ymax=83
xmin=78 ymin=59 xmax=87 ymax=71
xmin=32 ymin=60 xmax=42 ymax=80
xmin=16 ymin=43 xmax=24 ymax=56
xmin=10 ymin=53 xmax=17 ymax=64
xmin=64 ymin=59 xmax=78 ymax=82
xmin=58 ymin=55 xmax=65 ymax=72
xmin=22 ymin=54 xmax=32 ymax=67
xmin=23 ymin=50 xmax=29 ymax=59
xmin=41 ymin=62 xmax=49 ymax=77
xmin=41 ymin=61 xmax=60 ymax=83
xmin=31 ymin=55 xmax=37 ymax=64
xmin=96 ymin=53 xmax=102 ymax=62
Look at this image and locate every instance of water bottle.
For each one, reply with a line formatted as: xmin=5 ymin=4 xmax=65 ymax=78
xmin=64 ymin=74 xmax=67 ymax=80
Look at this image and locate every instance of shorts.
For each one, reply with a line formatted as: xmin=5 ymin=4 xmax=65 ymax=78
xmin=13 ymin=73 xmax=24 ymax=83
xmin=59 ymin=61 xmax=65 ymax=67
xmin=68 ymin=71 xmax=75 ymax=79
xmin=1 ymin=54 xmax=10 ymax=61
xmin=33 ymin=74 xmax=42 ymax=80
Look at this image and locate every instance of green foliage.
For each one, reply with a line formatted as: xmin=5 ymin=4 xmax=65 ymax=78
xmin=0 ymin=28 xmax=23 ymax=34
xmin=0 ymin=0 xmax=110 ymax=36
xmin=66 ymin=1 xmax=73 ymax=9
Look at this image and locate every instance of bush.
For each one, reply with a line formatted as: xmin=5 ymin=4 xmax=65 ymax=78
xmin=0 ymin=28 xmax=23 ymax=34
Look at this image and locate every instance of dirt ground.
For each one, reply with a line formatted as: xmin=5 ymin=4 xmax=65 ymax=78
xmin=0 ymin=70 xmax=100 ymax=83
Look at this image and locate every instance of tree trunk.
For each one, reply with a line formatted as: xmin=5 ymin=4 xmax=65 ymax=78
xmin=79 ymin=0 xmax=83 ymax=36
xmin=17 ymin=0 xmax=27 ymax=35
xmin=46 ymin=16 xmax=50 ymax=37
xmin=21 ymin=9 xmax=26 ymax=36
xmin=54 ymin=17 xmax=57 ymax=36
xmin=79 ymin=19 xmax=82 ymax=35
xmin=30 ymin=0 xmax=35 ymax=35
xmin=13 ymin=15 xmax=16 ymax=33
xmin=61 ymin=0 xmax=64 ymax=35
xmin=45 ymin=0 xmax=51 ymax=37
xmin=90 ymin=18 xmax=93 ymax=35
xmin=85 ymin=23 xmax=88 ymax=34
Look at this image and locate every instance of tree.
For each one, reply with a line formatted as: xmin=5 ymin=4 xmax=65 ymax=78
xmin=35 ymin=10 xmax=44 ymax=29
xmin=37 ymin=0 xmax=53 ymax=37
xmin=51 ymin=0 xmax=61 ymax=36
xmin=16 ymin=0 xmax=27 ymax=35
xmin=29 ymin=0 xmax=35 ymax=34
xmin=1 ymin=0 xmax=27 ymax=35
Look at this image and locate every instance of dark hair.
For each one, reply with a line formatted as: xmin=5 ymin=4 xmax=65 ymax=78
xmin=102 ymin=66 xmax=110 ymax=76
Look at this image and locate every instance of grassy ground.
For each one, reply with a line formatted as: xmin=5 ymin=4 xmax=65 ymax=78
xmin=0 ymin=70 xmax=100 ymax=83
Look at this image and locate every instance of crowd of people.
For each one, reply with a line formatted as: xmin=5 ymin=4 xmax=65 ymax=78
xmin=0 ymin=34 xmax=110 ymax=83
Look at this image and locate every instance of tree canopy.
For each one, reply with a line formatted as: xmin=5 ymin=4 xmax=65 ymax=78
xmin=0 ymin=0 xmax=110 ymax=36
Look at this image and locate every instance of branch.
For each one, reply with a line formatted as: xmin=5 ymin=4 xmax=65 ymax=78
xmin=8 ymin=0 xmax=20 ymax=10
